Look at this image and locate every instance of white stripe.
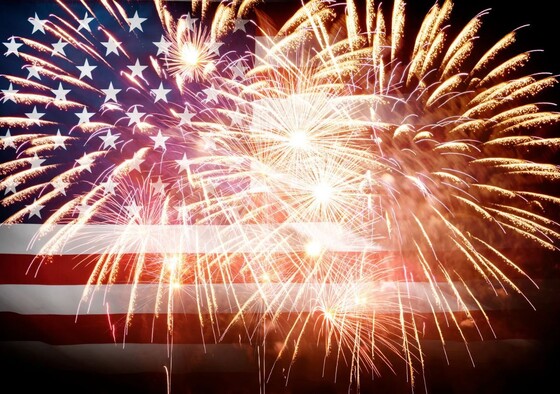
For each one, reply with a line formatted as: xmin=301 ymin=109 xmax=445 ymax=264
xmin=0 ymin=341 xmax=256 ymax=373
xmin=0 ymin=223 xmax=385 ymax=255
xmin=0 ymin=281 xmax=486 ymax=315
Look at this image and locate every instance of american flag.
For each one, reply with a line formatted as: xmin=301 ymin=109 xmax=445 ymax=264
xmin=1 ymin=1 xmax=559 ymax=393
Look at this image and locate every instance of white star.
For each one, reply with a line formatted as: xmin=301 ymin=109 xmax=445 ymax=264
xmin=151 ymin=177 xmax=168 ymax=195
xmin=127 ymin=155 xmax=144 ymax=173
xmin=51 ymin=130 xmax=67 ymax=149
xmin=227 ymin=109 xmax=245 ymax=126
xmin=182 ymin=13 xmax=198 ymax=31
xmin=3 ymin=178 xmax=20 ymax=195
xmin=28 ymin=153 xmax=45 ymax=169
xmin=175 ymin=153 xmax=190 ymax=174
xmin=51 ymin=39 xmax=68 ymax=56
xmin=3 ymin=37 xmax=23 ymax=57
xmin=151 ymin=82 xmax=171 ymax=103
xmin=1 ymin=130 xmax=16 ymax=149
xmin=150 ymin=129 xmax=169 ymax=150
xmin=127 ymin=59 xmax=147 ymax=79
xmin=234 ymin=19 xmax=248 ymax=32
xmin=230 ymin=61 xmax=248 ymax=80
xmin=99 ymin=129 xmax=119 ymax=150
xmin=51 ymin=178 xmax=69 ymax=195
xmin=101 ymin=178 xmax=118 ymax=195
xmin=26 ymin=65 xmax=42 ymax=80
xmin=29 ymin=13 xmax=47 ymax=34
xmin=202 ymin=85 xmax=220 ymax=103
xmin=77 ymin=59 xmax=96 ymax=80
xmin=199 ymin=133 xmax=217 ymax=150
xmin=76 ymin=203 xmax=93 ymax=219
xmin=1 ymin=83 xmax=18 ymax=103
xmin=77 ymin=12 xmax=94 ymax=32
xmin=26 ymin=199 xmax=45 ymax=219
xmin=75 ymin=107 xmax=95 ymax=125
xmin=101 ymin=82 xmax=121 ymax=103
xmin=126 ymin=106 xmax=145 ymax=126
xmin=101 ymin=36 xmax=121 ymax=56
xmin=76 ymin=153 xmax=94 ymax=172
xmin=177 ymin=106 xmax=195 ymax=126
xmin=153 ymin=35 xmax=171 ymax=56
xmin=51 ymin=83 xmax=70 ymax=101
xmin=126 ymin=201 xmax=142 ymax=219
xmin=127 ymin=11 xmax=147 ymax=32
xmin=25 ymin=106 xmax=45 ymax=124
xmin=207 ymin=41 xmax=223 ymax=56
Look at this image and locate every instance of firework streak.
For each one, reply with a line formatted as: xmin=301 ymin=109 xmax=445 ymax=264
xmin=1 ymin=0 xmax=559 ymax=392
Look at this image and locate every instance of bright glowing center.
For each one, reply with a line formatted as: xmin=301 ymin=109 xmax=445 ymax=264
xmin=324 ymin=309 xmax=334 ymax=321
xmin=164 ymin=255 xmax=180 ymax=272
xmin=313 ymin=182 xmax=333 ymax=204
xmin=181 ymin=44 xmax=200 ymax=66
xmin=289 ymin=130 xmax=309 ymax=149
xmin=305 ymin=240 xmax=322 ymax=257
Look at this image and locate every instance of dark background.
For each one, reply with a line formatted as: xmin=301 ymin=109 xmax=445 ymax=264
xmin=1 ymin=0 xmax=559 ymax=393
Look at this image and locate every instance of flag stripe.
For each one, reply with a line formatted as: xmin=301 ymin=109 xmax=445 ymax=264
xmin=0 ymin=308 xmax=552 ymax=346
xmin=0 ymin=223 xmax=383 ymax=255
xmin=0 ymin=252 xmax=539 ymax=285
xmin=0 ymin=341 xmax=257 ymax=373
xmin=1 ymin=252 xmax=402 ymax=285
xmin=0 ymin=281 xmax=500 ymax=315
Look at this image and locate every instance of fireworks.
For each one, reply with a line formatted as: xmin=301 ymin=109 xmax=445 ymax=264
xmin=0 ymin=0 xmax=559 ymax=392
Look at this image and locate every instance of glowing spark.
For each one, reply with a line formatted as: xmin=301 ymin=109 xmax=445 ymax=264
xmin=305 ymin=239 xmax=323 ymax=257
xmin=312 ymin=182 xmax=333 ymax=204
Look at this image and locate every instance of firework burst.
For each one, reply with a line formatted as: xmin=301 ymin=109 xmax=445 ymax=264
xmin=1 ymin=0 xmax=559 ymax=392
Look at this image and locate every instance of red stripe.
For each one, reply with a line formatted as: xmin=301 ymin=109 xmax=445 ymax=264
xmin=0 ymin=252 xmax=399 ymax=285
xmin=0 ymin=251 xmax=544 ymax=285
